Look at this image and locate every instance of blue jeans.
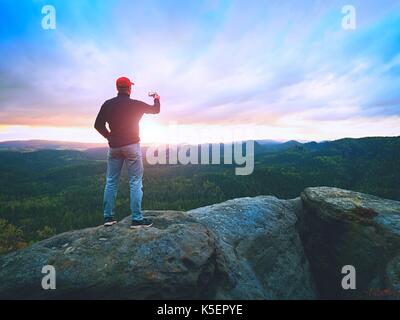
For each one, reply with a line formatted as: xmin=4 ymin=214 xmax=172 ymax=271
xmin=103 ymin=143 xmax=144 ymax=221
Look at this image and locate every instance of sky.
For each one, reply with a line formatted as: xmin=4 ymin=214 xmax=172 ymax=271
xmin=0 ymin=0 xmax=399 ymax=143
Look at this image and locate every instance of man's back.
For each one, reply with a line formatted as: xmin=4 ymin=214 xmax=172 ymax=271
xmin=95 ymin=92 xmax=160 ymax=148
xmin=95 ymin=76 xmax=159 ymax=228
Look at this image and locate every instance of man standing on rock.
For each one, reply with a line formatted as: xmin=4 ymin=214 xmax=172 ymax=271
xmin=94 ymin=76 xmax=160 ymax=228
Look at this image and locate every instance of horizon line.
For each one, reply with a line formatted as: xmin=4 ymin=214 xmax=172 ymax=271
xmin=1 ymin=135 xmax=399 ymax=146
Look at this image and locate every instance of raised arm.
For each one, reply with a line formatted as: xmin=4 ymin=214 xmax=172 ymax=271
xmin=135 ymin=97 xmax=160 ymax=114
xmin=94 ymin=102 xmax=110 ymax=139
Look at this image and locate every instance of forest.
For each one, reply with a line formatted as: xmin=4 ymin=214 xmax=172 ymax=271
xmin=0 ymin=136 xmax=399 ymax=254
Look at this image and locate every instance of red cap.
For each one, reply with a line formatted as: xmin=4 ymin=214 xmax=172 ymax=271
xmin=116 ymin=76 xmax=134 ymax=88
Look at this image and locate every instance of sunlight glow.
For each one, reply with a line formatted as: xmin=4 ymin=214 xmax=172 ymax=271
xmin=1 ymin=114 xmax=399 ymax=146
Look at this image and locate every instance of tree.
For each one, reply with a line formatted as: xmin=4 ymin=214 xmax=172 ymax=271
xmin=0 ymin=219 xmax=27 ymax=255
xmin=37 ymin=226 xmax=55 ymax=240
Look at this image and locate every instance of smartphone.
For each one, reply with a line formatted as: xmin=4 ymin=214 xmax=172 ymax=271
xmin=148 ymin=91 xmax=158 ymax=97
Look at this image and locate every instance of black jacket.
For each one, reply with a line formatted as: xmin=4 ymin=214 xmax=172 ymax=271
xmin=94 ymin=93 xmax=160 ymax=148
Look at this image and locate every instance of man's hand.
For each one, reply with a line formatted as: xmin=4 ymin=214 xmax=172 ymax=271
xmin=148 ymin=91 xmax=160 ymax=100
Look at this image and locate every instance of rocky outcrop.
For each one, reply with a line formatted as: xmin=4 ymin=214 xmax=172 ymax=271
xmin=189 ymin=196 xmax=316 ymax=299
xmin=298 ymin=187 xmax=400 ymax=299
xmin=0 ymin=187 xmax=399 ymax=300
xmin=0 ymin=197 xmax=316 ymax=299
xmin=0 ymin=211 xmax=217 ymax=299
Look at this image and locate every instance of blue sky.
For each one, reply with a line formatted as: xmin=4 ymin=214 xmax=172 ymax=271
xmin=0 ymin=0 xmax=399 ymax=143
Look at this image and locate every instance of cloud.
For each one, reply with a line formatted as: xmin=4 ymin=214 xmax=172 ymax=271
xmin=0 ymin=0 xmax=399 ymax=141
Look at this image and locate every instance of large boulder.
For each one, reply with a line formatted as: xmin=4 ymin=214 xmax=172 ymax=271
xmin=298 ymin=187 xmax=400 ymax=299
xmin=0 ymin=211 xmax=217 ymax=299
xmin=0 ymin=197 xmax=317 ymax=299
xmin=189 ymin=196 xmax=316 ymax=299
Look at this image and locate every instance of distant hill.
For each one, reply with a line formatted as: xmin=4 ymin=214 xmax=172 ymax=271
xmin=0 ymin=139 xmax=302 ymax=161
xmin=255 ymin=139 xmax=304 ymax=153
xmin=0 ymin=138 xmax=303 ymax=158
xmin=0 ymin=139 xmax=107 ymax=151
xmin=254 ymin=139 xmax=282 ymax=145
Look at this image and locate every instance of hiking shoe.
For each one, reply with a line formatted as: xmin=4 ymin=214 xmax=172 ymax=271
xmin=130 ymin=218 xmax=153 ymax=228
xmin=104 ymin=216 xmax=117 ymax=227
